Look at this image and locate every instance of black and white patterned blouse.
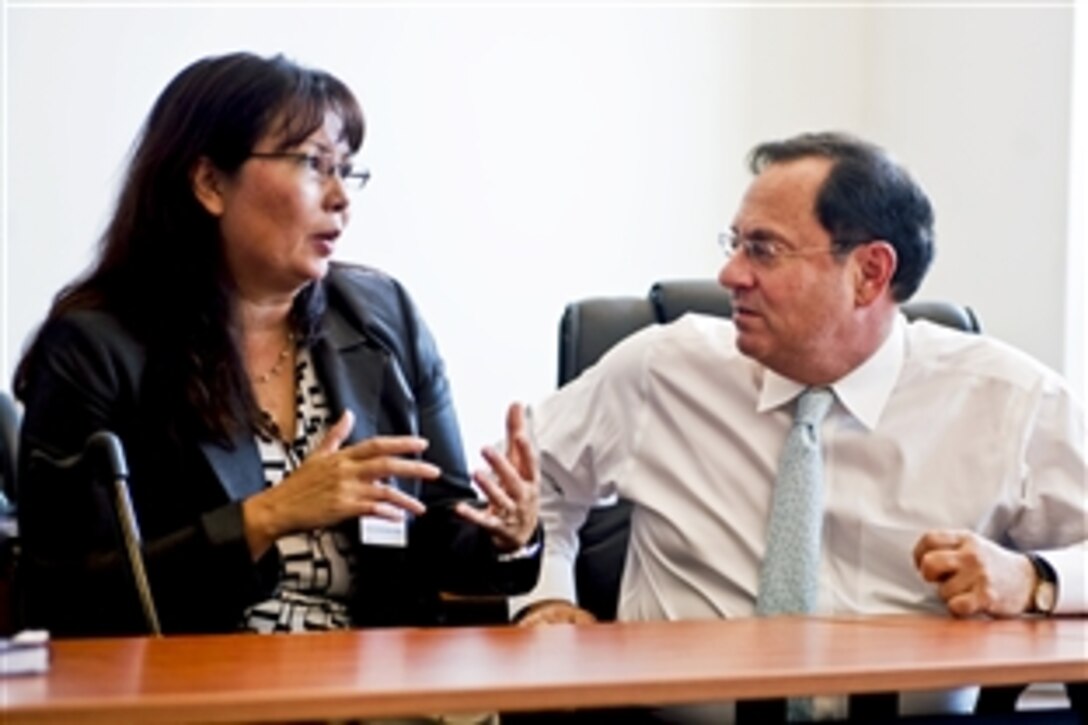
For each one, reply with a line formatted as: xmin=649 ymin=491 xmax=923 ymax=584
xmin=241 ymin=348 xmax=358 ymax=633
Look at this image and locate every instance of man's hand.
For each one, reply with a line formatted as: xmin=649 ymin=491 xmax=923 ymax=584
xmin=515 ymin=599 xmax=597 ymax=626
xmin=913 ymin=530 xmax=1036 ymax=617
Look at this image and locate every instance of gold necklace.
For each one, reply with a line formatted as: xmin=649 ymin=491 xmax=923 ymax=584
xmin=254 ymin=331 xmax=295 ymax=385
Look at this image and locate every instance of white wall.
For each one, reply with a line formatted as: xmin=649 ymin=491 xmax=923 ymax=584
xmin=1 ymin=4 xmax=1078 ymax=460
xmin=864 ymin=7 xmax=1075 ymax=390
xmin=1067 ymin=0 xmax=1087 ymax=399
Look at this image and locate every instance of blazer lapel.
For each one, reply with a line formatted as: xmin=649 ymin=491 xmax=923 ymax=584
xmin=199 ymin=433 xmax=265 ymax=502
xmin=312 ymin=302 xmax=423 ymax=516
xmin=311 ymin=307 xmax=387 ymax=446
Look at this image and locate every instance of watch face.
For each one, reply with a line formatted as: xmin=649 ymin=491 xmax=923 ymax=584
xmin=1035 ymin=581 xmax=1057 ymax=614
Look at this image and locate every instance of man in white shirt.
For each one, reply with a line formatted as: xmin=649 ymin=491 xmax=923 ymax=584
xmin=509 ymin=132 xmax=1086 ymax=721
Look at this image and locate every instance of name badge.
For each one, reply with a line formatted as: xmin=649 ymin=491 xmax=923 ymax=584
xmin=360 ymin=516 xmax=407 ymax=548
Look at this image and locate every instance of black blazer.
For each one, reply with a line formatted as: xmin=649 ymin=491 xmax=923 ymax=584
xmin=16 ymin=264 xmax=539 ymax=636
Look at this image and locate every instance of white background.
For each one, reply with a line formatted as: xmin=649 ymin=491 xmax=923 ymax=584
xmin=1 ymin=1 xmax=1083 ymax=459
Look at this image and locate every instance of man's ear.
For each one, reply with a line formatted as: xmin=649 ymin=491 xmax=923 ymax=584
xmin=853 ymin=241 xmax=897 ymax=306
xmin=191 ymin=156 xmax=226 ymax=217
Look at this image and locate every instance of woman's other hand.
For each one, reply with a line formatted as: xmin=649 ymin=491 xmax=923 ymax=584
xmin=242 ymin=410 xmax=438 ymax=558
xmin=455 ymin=403 xmax=540 ymax=552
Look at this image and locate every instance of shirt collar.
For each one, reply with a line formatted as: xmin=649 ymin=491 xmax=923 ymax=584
xmin=755 ymin=313 xmax=906 ymax=430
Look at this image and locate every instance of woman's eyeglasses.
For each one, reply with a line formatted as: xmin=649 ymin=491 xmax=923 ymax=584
xmin=248 ymin=152 xmax=371 ymax=191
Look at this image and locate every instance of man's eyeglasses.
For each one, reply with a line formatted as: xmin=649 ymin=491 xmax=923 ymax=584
xmin=248 ymin=152 xmax=371 ymax=190
xmin=718 ymin=229 xmax=838 ymax=268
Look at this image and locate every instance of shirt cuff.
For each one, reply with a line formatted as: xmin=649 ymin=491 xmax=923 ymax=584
xmin=1037 ymin=548 xmax=1087 ymax=615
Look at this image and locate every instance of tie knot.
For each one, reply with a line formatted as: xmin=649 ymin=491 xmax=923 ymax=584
xmin=793 ymin=387 xmax=834 ymax=426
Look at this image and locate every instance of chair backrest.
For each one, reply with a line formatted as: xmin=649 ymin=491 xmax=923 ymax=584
xmin=0 ymin=392 xmax=19 ymax=509
xmin=558 ymin=298 xmax=656 ymax=387
xmin=0 ymin=392 xmax=21 ymax=635
xmin=559 ymin=279 xmax=981 ymax=621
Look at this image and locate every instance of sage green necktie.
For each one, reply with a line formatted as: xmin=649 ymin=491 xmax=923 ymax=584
xmin=756 ymin=387 xmax=835 ymax=721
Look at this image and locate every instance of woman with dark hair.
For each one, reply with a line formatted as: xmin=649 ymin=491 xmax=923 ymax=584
xmin=14 ymin=52 xmax=540 ymax=637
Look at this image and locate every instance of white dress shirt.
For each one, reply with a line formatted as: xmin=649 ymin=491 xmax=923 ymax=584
xmin=514 ymin=312 xmax=1086 ymax=720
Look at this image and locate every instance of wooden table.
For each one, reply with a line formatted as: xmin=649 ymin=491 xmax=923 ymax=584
xmin=2 ymin=615 xmax=1085 ymax=723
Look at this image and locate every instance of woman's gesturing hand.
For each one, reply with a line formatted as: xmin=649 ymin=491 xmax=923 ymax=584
xmin=455 ymin=403 xmax=540 ymax=552
xmin=242 ymin=410 xmax=439 ymax=558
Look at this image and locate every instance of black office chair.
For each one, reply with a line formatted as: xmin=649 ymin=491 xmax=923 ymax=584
xmin=0 ymin=392 xmax=21 ymax=634
xmin=0 ymin=391 xmax=19 ymax=513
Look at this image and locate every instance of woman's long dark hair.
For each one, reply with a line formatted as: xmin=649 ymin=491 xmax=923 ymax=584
xmin=15 ymin=52 xmax=365 ymax=445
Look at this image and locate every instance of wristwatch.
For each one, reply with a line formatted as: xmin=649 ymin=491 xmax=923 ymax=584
xmin=1026 ymin=553 xmax=1058 ymax=615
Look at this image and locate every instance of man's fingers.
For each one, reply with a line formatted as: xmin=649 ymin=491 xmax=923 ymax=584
xmin=917 ymin=548 xmax=961 ymax=583
xmin=914 ymin=530 xmax=1032 ymax=618
xmin=926 ymin=560 xmax=981 ymax=617
xmin=913 ymin=529 xmax=968 ymax=567
xmin=519 ymin=602 xmax=596 ymax=626
xmin=945 ymin=590 xmax=983 ymax=618
xmin=936 ymin=565 xmax=974 ymax=599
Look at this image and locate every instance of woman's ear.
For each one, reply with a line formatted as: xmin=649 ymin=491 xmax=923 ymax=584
xmin=191 ymin=156 xmax=226 ymax=217
xmin=853 ymin=241 xmax=898 ymax=306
